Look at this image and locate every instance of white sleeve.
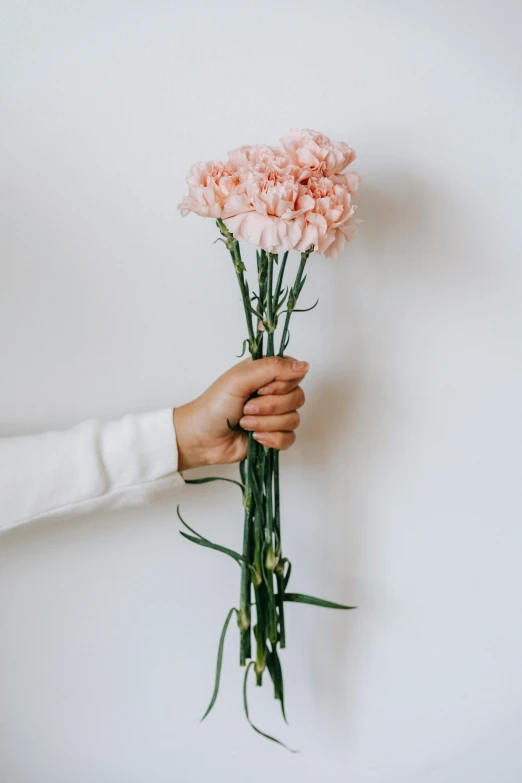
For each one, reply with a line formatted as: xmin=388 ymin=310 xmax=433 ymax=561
xmin=0 ymin=408 xmax=185 ymax=533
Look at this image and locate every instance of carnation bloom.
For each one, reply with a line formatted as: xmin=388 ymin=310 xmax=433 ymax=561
xmin=178 ymin=129 xmax=360 ymax=258
xmin=280 ymin=128 xmax=356 ymax=178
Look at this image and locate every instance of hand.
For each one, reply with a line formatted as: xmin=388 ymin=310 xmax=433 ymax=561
xmin=173 ymin=356 xmax=309 ymax=471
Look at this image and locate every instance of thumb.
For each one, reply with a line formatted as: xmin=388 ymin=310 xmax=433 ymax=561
xmin=229 ymin=356 xmax=309 ymax=398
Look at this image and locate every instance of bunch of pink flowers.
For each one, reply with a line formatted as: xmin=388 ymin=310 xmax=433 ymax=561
xmin=179 ymin=129 xmax=361 ymax=258
xmin=177 ymin=129 xmax=359 ymax=749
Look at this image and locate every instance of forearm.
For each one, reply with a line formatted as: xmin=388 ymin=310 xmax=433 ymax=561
xmin=0 ymin=408 xmax=184 ymax=533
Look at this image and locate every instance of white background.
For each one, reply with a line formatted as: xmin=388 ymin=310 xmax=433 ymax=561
xmin=1 ymin=1 xmax=522 ymax=781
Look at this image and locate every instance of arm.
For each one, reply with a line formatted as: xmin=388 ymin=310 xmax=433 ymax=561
xmin=0 ymin=408 xmax=184 ymax=532
xmin=0 ymin=356 xmax=308 ymax=534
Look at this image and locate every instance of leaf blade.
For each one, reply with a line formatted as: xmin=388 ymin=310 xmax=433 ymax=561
xmin=184 ymin=476 xmax=245 ymax=492
xmin=283 ymin=593 xmax=356 ymax=610
xmin=283 ymin=559 xmax=292 ymax=592
xmin=266 ymin=645 xmax=288 ymax=724
xmin=201 ymin=608 xmax=238 ymax=721
xmin=177 ymin=505 xmax=210 ymax=542
xmin=179 ymin=531 xmax=246 ymax=567
xmin=243 ymin=662 xmax=297 ymax=752
xmin=292 ymin=298 xmax=319 ymax=313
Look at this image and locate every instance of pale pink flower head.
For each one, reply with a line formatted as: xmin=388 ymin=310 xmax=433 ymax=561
xmin=178 ymin=159 xmax=239 ymax=219
xmin=280 ymin=128 xmax=357 ymax=178
xmin=178 ymin=130 xmax=360 ymax=256
xmin=294 ymin=177 xmax=358 ymax=259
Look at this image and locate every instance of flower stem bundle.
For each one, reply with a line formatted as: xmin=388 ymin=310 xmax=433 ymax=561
xmin=178 ymin=129 xmax=360 ymax=747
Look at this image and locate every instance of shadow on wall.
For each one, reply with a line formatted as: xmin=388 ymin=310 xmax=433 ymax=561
xmin=295 ymin=172 xmax=472 ymax=728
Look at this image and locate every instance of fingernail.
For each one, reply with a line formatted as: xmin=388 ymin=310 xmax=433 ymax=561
xmin=292 ymin=360 xmax=309 ymax=373
xmin=240 ymin=416 xmax=257 ymax=429
xmin=253 ymin=432 xmax=269 ymax=443
xmin=243 ymin=402 xmax=259 ymax=414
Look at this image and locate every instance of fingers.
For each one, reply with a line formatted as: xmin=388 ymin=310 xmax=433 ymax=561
xmin=230 ymin=356 xmax=309 ymax=398
xmin=239 ymin=411 xmax=300 ymax=433
xmin=257 ymin=378 xmax=302 ymax=396
xmin=239 ymin=388 xmax=303 ymax=451
xmin=252 ymin=431 xmax=296 ymax=450
xmin=243 ymin=386 xmax=305 ymax=416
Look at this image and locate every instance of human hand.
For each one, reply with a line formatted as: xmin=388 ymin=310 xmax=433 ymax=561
xmin=173 ymin=356 xmax=308 ymax=471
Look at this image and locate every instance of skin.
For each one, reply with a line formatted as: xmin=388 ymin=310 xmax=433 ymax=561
xmin=173 ymin=356 xmax=309 ymax=471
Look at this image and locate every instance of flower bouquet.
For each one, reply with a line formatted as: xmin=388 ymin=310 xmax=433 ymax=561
xmin=178 ymin=129 xmax=360 ymax=748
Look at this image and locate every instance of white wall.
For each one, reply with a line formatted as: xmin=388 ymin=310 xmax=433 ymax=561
xmin=1 ymin=1 xmax=522 ymax=780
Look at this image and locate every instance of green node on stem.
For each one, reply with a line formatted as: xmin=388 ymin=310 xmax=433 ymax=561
xmin=274 ymin=558 xmax=285 ymax=577
xmin=265 ymin=546 xmax=279 ymax=572
xmin=253 ymin=570 xmax=262 ymax=587
xmin=238 ymin=608 xmax=250 ymax=631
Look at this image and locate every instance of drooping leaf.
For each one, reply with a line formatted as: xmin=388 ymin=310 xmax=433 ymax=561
xmin=185 ymin=476 xmax=245 ymax=492
xmin=201 ymin=607 xmax=238 ymax=721
xmin=179 ymin=531 xmax=246 ymax=567
xmin=243 ymin=662 xmax=297 ymax=752
xmin=266 ymin=645 xmax=288 ymax=724
xmin=177 ymin=505 xmax=210 ymax=541
xmin=284 ymin=593 xmax=356 ymax=610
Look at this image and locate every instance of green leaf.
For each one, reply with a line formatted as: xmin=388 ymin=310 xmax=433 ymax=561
xmin=201 ymin=607 xmax=238 ymax=721
xmin=292 ymin=298 xmax=319 ymax=314
xmin=179 ymin=531 xmax=246 ymax=567
xmin=243 ymin=662 xmax=297 ymax=752
xmin=249 ymin=305 xmax=264 ymax=320
xmin=266 ymin=645 xmax=288 ymax=724
xmin=283 ymin=559 xmax=292 ymax=591
xmin=276 ymin=286 xmax=289 ymax=310
xmin=177 ymin=505 xmax=210 ymax=541
xmin=297 ymin=273 xmax=308 ymax=294
xmin=185 ymin=476 xmax=245 ymax=492
xmin=284 ymin=593 xmax=356 ymax=610
xmin=236 ymin=339 xmax=251 ymax=358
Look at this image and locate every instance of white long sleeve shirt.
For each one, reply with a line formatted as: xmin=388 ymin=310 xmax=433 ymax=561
xmin=0 ymin=408 xmax=185 ymax=533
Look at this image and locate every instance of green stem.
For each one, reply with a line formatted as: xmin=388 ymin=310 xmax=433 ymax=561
xmin=262 ymin=253 xmax=278 ymax=645
xmin=218 ymin=220 xmax=258 ymax=664
xmin=273 ymin=449 xmax=286 ymax=648
xmin=274 ymin=247 xmax=313 ymax=647
xmin=274 ymin=251 xmax=289 ymax=309
xmin=239 ymin=496 xmax=253 ymax=664
xmin=217 ymin=224 xmax=314 ymax=698
xmin=278 ymin=247 xmax=313 ymax=358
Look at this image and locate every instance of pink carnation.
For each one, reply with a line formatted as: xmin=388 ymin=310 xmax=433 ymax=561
xmin=280 ymin=128 xmax=356 ymax=178
xmin=178 ymin=129 xmax=360 ymax=258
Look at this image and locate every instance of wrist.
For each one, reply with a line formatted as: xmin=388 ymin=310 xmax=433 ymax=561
xmin=173 ymin=402 xmax=209 ymax=472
